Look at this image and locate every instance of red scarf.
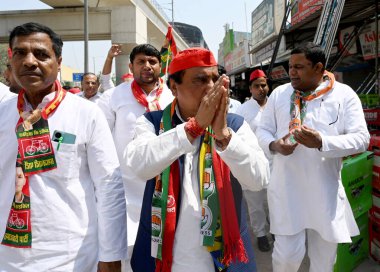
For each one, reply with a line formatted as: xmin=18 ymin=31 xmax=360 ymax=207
xmin=2 ymin=80 xmax=66 ymax=248
xmin=131 ymin=78 xmax=164 ymax=112
xmin=153 ymin=102 xmax=247 ymax=271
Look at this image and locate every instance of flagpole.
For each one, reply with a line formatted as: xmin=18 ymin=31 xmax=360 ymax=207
xmin=164 ymin=44 xmax=171 ymax=81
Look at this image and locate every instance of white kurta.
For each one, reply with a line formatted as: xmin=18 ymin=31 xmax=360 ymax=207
xmin=0 ymin=93 xmax=127 ymax=271
xmin=236 ymin=98 xmax=270 ymax=237
xmin=125 ymin=112 xmax=270 ymax=272
xmin=0 ymin=82 xmax=16 ymax=103
xmin=97 ymin=81 xmax=174 ymax=247
xmin=256 ymin=82 xmax=370 ymax=243
xmin=236 ymin=98 xmax=263 ymax=133
xmin=100 ymin=73 xmax=115 ymax=92
xmin=77 ymin=91 xmax=102 ymax=104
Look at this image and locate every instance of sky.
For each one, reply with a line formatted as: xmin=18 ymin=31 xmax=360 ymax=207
xmin=0 ymin=0 xmax=262 ymax=74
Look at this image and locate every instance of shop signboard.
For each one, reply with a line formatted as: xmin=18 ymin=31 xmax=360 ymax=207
xmin=339 ymin=26 xmax=358 ymax=55
xmin=251 ymin=37 xmax=286 ymax=66
xmin=224 ymin=40 xmax=250 ymax=74
xmin=251 ymin=0 xmax=285 ymax=52
xmin=291 ymin=0 xmax=324 ymax=26
xmin=222 ymin=29 xmax=234 ymax=57
xmin=72 ymin=73 xmax=84 ymax=82
xmin=359 ymin=21 xmax=380 ymax=60
xmin=270 ymin=65 xmax=289 ymax=80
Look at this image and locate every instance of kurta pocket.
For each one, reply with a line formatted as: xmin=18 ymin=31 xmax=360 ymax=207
xmin=46 ymin=141 xmax=78 ymax=179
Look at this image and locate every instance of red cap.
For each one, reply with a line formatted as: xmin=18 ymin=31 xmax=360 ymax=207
xmin=168 ymin=48 xmax=217 ymax=75
xmin=121 ymin=73 xmax=133 ymax=80
xmin=68 ymin=88 xmax=81 ymax=94
xmin=249 ymin=69 xmax=266 ymax=82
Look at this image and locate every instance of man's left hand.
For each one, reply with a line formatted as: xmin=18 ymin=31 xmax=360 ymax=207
xmin=292 ymin=125 xmax=322 ymax=149
xmin=97 ymin=261 xmax=121 ymax=272
xmin=211 ymin=75 xmax=229 ymax=139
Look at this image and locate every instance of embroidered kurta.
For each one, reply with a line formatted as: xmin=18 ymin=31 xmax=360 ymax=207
xmin=256 ymin=82 xmax=370 ymax=243
xmin=0 ymin=93 xmax=127 ymax=271
xmin=97 ymin=81 xmax=173 ymax=247
xmin=125 ymin=111 xmax=270 ymax=272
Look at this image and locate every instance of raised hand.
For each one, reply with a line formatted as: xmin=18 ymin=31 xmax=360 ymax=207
xmin=211 ymin=75 xmax=230 ymax=140
xmin=194 ymin=75 xmax=227 ymax=129
xmin=107 ymin=44 xmax=122 ymax=59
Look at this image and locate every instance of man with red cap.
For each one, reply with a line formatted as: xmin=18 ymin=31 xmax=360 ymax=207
xmin=98 ymin=43 xmax=173 ymax=271
xmin=236 ymin=69 xmax=272 ymax=252
xmin=125 ymin=48 xmax=269 ymax=272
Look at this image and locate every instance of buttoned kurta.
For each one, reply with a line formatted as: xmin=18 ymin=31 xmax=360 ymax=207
xmin=125 ymin=110 xmax=270 ymax=272
xmin=0 ymin=93 xmax=127 ymax=271
xmin=256 ymin=82 xmax=370 ymax=243
xmin=97 ymin=81 xmax=173 ymax=247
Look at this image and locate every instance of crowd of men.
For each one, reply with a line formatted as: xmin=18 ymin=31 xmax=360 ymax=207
xmin=0 ymin=22 xmax=370 ymax=272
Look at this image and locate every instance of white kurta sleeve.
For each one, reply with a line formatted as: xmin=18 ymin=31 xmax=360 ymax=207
xmin=87 ymin=107 xmax=127 ymax=262
xmin=217 ymin=121 xmax=270 ymax=191
xmin=100 ymin=73 xmax=115 ymax=92
xmin=256 ymin=93 xmax=277 ymax=157
xmin=124 ymin=115 xmax=196 ymax=181
xmin=97 ymin=88 xmax=116 ymax=131
xmin=320 ymin=90 xmax=370 ymax=157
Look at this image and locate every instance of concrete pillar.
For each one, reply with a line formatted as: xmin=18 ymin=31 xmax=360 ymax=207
xmin=111 ymin=5 xmax=148 ymax=83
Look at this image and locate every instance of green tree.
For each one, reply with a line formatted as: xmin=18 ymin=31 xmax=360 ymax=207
xmin=0 ymin=44 xmax=9 ymax=84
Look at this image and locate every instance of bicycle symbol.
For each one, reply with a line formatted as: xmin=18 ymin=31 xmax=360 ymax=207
xmin=7 ymin=212 xmax=25 ymax=229
xmin=25 ymin=139 xmax=49 ymax=155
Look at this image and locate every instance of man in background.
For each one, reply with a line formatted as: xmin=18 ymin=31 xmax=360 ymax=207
xmin=236 ymin=69 xmax=272 ymax=252
xmin=98 ymin=43 xmax=173 ymax=271
xmin=77 ymin=72 xmax=101 ymax=103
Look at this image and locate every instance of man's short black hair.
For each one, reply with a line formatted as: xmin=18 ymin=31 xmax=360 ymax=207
xmin=130 ymin=44 xmax=161 ymax=64
xmin=9 ymin=22 xmax=63 ymax=58
xmin=166 ymin=70 xmax=186 ymax=89
xmin=291 ymin=42 xmax=326 ymax=70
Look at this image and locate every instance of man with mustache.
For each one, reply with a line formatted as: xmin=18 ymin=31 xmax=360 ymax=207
xmin=256 ymin=42 xmax=369 ymax=272
xmin=0 ymin=22 xmax=126 ymax=271
xmin=125 ymin=47 xmax=269 ymax=272
xmin=77 ymin=72 xmax=101 ymax=103
xmin=98 ymin=43 xmax=173 ymax=271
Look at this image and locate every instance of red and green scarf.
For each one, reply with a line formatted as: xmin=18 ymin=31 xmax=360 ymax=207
xmin=131 ymin=78 xmax=164 ymax=112
xmin=289 ymin=71 xmax=335 ymax=143
xmin=151 ymin=101 xmax=248 ymax=271
xmin=2 ymin=80 xmax=66 ymax=248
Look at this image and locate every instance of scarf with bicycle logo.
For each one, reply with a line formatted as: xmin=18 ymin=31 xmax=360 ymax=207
xmin=288 ymin=71 xmax=335 ymax=143
xmin=151 ymin=101 xmax=247 ymax=272
xmin=131 ymin=78 xmax=164 ymax=112
xmin=1 ymin=80 xmax=66 ymax=248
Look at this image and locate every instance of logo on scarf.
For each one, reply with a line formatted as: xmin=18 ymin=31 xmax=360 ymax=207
xmin=200 ymin=205 xmax=213 ymax=236
xmin=151 ymin=211 xmax=162 ymax=241
xmin=167 ymin=195 xmax=176 ymax=213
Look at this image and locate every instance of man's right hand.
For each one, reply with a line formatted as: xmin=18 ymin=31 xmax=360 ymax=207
xmin=269 ymin=134 xmax=298 ymax=156
xmin=194 ymin=75 xmax=228 ymax=129
xmin=107 ymin=44 xmax=122 ymax=59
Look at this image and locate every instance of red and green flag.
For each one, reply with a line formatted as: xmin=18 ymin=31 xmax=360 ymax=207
xmin=160 ymin=26 xmax=177 ymax=78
